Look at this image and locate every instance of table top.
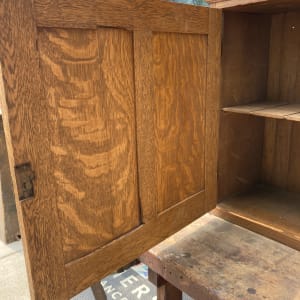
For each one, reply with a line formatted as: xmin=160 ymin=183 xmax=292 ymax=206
xmin=140 ymin=214 xmax=300 ymax=300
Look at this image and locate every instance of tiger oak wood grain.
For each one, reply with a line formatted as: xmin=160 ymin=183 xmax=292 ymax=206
xmin=152 ymin=32 xmax=207 ymax=213
xmin=66 ymin=191 xmax=206 ymax=297
xmin=34 ymin=0 xmax=209 ymax=34
xmin=0 ymin=1 xmax=222 ymax=298
xmin=0 ymin=1 xmax=68 ymax=299
xmin=38 ymin=27 xmax=140 ymax=263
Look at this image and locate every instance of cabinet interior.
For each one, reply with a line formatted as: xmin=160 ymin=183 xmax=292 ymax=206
xmin=216 ymin=8 xmax=300 ymax=250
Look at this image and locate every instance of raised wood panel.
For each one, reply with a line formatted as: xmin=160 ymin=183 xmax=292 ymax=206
xmin=66 ymin=190 xmax=206 ymax=297
xmin=34 ymin=0 xmax=209 ymax=34
xmin=152 ymin=33 xmax=207 ymax=213
xmin=38 ymin=27 xmax=140 ymax=263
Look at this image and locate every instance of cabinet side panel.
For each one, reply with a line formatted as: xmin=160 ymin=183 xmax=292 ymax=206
xmin=38 ymin=28 xmax=141 ymax=263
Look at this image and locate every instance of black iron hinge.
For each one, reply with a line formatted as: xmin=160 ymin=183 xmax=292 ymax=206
xmin=15 ymin=163 xmax=35 ymax=201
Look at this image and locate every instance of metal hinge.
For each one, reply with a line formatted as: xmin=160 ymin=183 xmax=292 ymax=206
xmin=15 ymin=163 xmax=35 ymax=201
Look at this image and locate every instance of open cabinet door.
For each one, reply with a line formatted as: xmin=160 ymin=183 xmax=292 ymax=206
xmin=0 ymin=1 xmax=221 ymax=299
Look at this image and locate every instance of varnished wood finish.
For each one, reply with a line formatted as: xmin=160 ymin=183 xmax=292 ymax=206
xmin=152 ymin=32 xmax=207 ymax=213
xmin=0 ymin=1 xmax=221 ymax=298
xmin=141 ymin=214 xmax=300 ymax=300
xmin=66 ymin=191 xmax=206 ymax=297
xmin=38 ymin=27 xmax=140 ymax=263
xmin=34 ymin=0 xmax=209 ymax=34
xmin=0 ymin=1 xmax=68 ymax=299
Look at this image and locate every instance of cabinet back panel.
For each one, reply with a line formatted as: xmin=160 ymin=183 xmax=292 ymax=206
xmin=221 ymin=12 xmax=271 ymax=107
xmin=218 ymin=114 xmax=265 ymax=199
xmin=262 ymin=12 xmax=300 ymax=192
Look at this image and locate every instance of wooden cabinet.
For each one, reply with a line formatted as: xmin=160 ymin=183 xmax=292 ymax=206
xmin=0 ymin=1 xmax=220 ymax=299
xmin=0 ymin=1 xmax=299 ymax=299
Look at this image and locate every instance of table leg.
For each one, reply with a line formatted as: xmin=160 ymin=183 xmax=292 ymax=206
xmin=148 ymin=268 xmax=182 ymax=300
xmin=91 ymin=282 xmax=107 ymax=300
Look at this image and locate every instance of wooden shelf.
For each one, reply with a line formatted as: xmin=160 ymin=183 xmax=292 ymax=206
xmin=213 ymin=185 xmax=300 ymax=251
xmin=223 ymin=102 xmax=300 ymax=121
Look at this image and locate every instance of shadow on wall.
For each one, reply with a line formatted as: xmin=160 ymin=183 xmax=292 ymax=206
xmin=169 ymin=0 xmax=209 ymax=7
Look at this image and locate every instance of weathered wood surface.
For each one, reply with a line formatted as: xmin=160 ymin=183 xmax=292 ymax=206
xmin=34 ymin=0 xmax=209 ymax=34
xmin=141 ymin=214 xmax=300 ymax=300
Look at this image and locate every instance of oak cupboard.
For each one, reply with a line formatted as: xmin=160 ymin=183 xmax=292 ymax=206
xmin=0 ymin=1 xmax=220 ymax=299
xmin=0 ymin=1 xmax=299 ymax=299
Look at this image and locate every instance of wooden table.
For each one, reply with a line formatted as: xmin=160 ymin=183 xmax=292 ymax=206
xmin=140 ymin=214 xmax=300 ymax=300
